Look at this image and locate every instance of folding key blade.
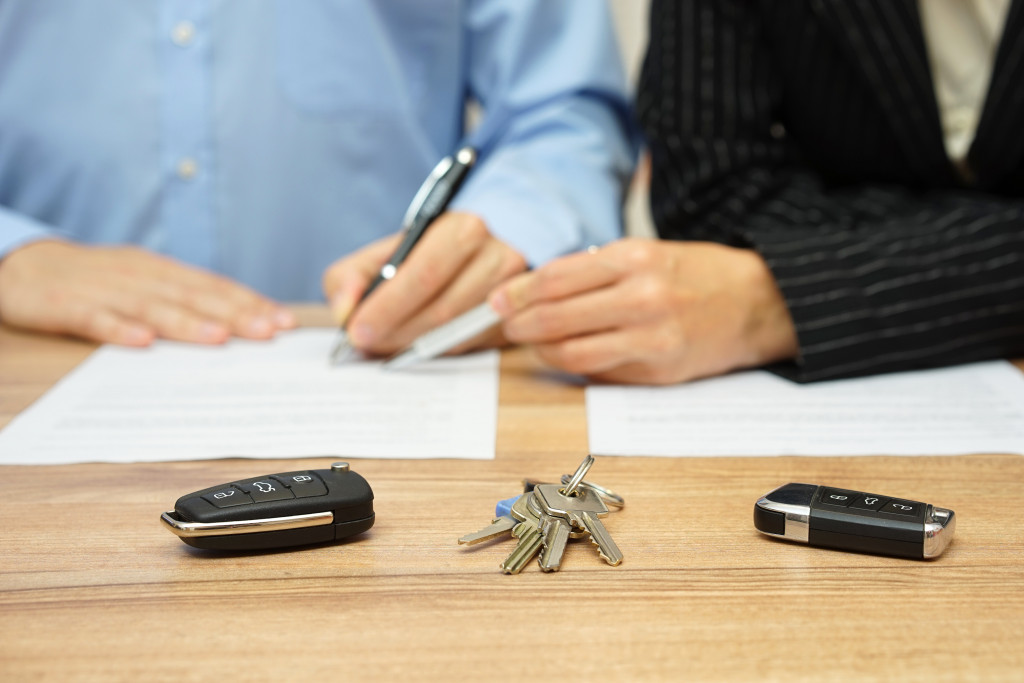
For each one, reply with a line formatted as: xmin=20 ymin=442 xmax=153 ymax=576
xmin=458 ymin=515 xmax=517 ymax=545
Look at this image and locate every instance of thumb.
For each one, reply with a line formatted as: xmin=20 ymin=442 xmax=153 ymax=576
xmin=323 ymin=234 xmax=403 ymax=324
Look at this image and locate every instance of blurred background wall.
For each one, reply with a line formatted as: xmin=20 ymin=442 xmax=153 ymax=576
xmin=608 ymin=0 xmax=654 ymax=238
xmin=609 ymin=0 xmax=648 ymax=87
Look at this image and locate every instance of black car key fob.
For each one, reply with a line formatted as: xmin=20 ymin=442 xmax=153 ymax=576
xmin=754 ymin=483 xmax=955 ymax=559
xmin=161 ymin=462 xmax=374 ymax=551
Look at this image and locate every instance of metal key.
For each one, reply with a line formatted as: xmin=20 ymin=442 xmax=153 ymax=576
xmin=529 ymin=493 xmax=573 ymax=572
xmin=559 ymin=474 xmax=625 ymax=510
xmin=458 ymin=489 xmax=544 ymax=546
xmin=500 ymin=495 xmax=545 ymax=574
xmin=534 ymin=483 xmax=623 ymax=566
xmin=458 ymin=515 xmax=517 ymax=545
xmin=521 ymin=492 xmax=587 ymax=541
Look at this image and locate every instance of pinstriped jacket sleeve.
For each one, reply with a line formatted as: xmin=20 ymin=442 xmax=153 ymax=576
xmin=639 ymin=0 xmax=1024 ymax=382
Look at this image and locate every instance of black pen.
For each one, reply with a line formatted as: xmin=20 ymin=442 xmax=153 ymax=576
xmin=328 ymin=146 xmax=478 ymax=365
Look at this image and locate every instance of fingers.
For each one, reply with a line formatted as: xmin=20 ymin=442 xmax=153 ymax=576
xmin=490 ymin=250 xmax=620 ymax=317
xmin=509 ymin=241 xmax=798 ymax=385
xmin=385 ymin=235 xmax=526 ymax=354
xmin=94 ymin=284 xmax=228 ymax=343
xmin=322 ymin=234 xmax=403 ymax=324
xmin=344 ymin=213 xmax=498 ymax=351
xmin=0 ymin=241 xmax=294 ymax=346
xmin=588 ymin=361 xmax=690 ymax=386
xmin=530 ymin=326 xmax=655 ymax=377
xmin=59 ymin=302 xmax=156 ymax=347
xmin=501 ymin=273 xmax=681 ymax=344
xmin=531 ymin=323 xmax=690 ymax=385
xmin=127 ymin=263 xmax=291 ymax=340
xmin=489 ymin=238 xmax=665 ymax=318
xmin=97 ymin=251 xmax=290 ymax=341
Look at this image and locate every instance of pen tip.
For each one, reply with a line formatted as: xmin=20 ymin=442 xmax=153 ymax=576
xmin=329 ymin=333 xmax=353 ymax=366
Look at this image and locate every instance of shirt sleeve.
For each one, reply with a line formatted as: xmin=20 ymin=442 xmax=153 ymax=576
xmin=449 ymin=0 xmax=640 ymax=267
xmin=0 ymin=206 xmax=59 ymax=260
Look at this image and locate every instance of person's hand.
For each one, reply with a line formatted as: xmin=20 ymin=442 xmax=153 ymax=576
xmin=487 ymin=238 xmax=799 ymax=384
xmin=0 ymin=240 xmax=296 ymax=345
xmin=322 ymin=211 xmax=527 ymax=355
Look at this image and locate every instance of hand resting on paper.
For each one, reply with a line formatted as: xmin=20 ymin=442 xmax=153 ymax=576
xmin=488 ymin=238 xmax=799 ymax=384
xmin=0 ymin=240 xmax=296 ymax=346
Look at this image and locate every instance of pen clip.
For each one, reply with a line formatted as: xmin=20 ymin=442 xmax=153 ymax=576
xmin=400 ymin=155 xmax=455 ymax=232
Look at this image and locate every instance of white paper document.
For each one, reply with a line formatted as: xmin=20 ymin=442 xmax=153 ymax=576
xmin=587 ymin=361 xmax=1024 ymax=457
xmin=0 ymin=329 xmax=499 ymax=464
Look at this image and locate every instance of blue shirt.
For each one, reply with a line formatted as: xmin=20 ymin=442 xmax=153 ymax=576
xmin=0 ymin=0 xmax=636 ymax=301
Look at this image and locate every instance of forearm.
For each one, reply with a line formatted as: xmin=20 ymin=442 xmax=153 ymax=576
xmin=654 ymin=147 xmax=1024 ymax=381
xmin=661 ymin=163 xmax=1024 ymax=379
xmin=738 ymin=188 xmax=1024 ymax=381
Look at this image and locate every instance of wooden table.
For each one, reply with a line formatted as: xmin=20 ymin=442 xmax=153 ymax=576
xmin=2 ymin=309 xmax=1023 ymax=681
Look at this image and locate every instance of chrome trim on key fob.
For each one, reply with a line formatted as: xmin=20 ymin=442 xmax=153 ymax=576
xmin=161 ymin=510 xmax=334 ymax=538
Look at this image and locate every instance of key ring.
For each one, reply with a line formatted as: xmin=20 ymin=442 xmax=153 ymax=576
xmin=561 ymin=454 xmax=594 ymax=496
xmin=521 ymin=477 xmax=625 ymax=510
xmin=560 ymin=474 xmax=625 ymax=509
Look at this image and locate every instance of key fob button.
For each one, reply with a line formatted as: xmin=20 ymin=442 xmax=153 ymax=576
xmin=881 ymin=499 xmax=919 ymax=516
xmin=237 ymin=479 xmax=295 ymax=503
xmin=849 ymin=494 xmax=890 ymax=511
xmin=201 ymin=486 xmax=254 ymax=508
xmin=819 ymin=488 xmax=856 ymax=507
xmin=271 ymin=472 xmax=328 ymax=498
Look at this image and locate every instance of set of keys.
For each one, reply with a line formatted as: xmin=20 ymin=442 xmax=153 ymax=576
xmin=458 ymin=455 xmax=625 ymax=574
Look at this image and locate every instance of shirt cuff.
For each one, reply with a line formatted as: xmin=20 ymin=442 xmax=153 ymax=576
xmin=0 ymin=207 xmax=60 ymax=260
xmin=451 ymin=172 xmax=622 ymax=267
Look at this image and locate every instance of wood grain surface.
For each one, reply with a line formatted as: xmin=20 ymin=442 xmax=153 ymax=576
xmin=2 ymin=308 xmax=1022 ymax=682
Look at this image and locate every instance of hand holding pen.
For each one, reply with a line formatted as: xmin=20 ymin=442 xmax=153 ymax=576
xmin=327 ymin=147 xmax=476 ymax=363
xmin=323 ymin=146 xmax=528 ymax=361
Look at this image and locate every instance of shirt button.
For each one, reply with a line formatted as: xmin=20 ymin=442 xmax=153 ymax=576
xmin=171 ymin=21 xmax=195 ymax=47
xmin=177 ymin=158 xmax=198 ymax=180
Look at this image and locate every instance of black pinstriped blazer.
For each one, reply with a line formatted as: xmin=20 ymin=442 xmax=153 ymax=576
xmin=638 ymin=0 xmax=1024 ymax=382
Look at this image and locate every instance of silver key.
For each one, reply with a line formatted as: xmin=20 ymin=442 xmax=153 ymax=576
xmin=508 ymin=492 xmax=533 ymax=524
xmin=534 ymin=497 xmax=574 ymax=572
xmin=558 ymin=474 xmax=625 ymax=510
xmin=527 ymin=492 xmax=587 ymax=540
xmin=526 ymin=492 xmax=574 ymax=571
xmin=459 ymin=489 xmax=539 ymax=545
xmin=458 ymin=515 xmax=517 ymax=545
xmin=500 ymin=495 xmax=545 ymax=574
xmin=534 ymin=483 xmax=623 ymax=566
